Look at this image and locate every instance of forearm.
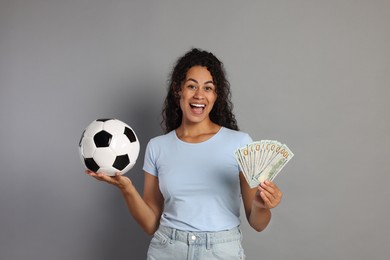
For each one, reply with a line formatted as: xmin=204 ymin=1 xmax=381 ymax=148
xmin=248 ymin=204 xmax=271 ymax=232
xmin=120 ymin=184 xmax=161 ymax=235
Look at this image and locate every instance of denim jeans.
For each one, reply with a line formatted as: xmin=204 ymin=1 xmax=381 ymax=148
xmin=147 ymin=225 xmax=245 ymax=260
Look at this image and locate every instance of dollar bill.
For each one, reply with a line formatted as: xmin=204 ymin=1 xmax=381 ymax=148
xmin=256 ymin=144 xmax=294 ymax=183
xmin=234 ymin=140 xmax=294 ymax=188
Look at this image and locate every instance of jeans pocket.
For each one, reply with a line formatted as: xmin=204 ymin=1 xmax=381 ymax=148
xmin=211 ymin=239 xmax=245 ymax=260
xmin=149 ymin=230 xmax=169 ymax=249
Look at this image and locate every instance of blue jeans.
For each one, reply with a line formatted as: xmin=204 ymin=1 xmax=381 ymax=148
xmin=147 ymin=225 xmax=246 ymax=260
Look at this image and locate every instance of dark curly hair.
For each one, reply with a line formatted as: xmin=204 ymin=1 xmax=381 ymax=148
xmin=161 ymin=48 xmax=239 ymax=133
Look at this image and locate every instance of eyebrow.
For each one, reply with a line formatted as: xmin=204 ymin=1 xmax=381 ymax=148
xmin=186 ymin=78 xmax=215 ymax=85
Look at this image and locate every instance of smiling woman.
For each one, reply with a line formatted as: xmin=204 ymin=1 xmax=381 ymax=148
xmin=86 ymin=48 xmax=283 ymax=260
xmin=178 ymin=66 xmax=218 ymax=128
xmin=162 ymin=48 xmax=239 ymax=133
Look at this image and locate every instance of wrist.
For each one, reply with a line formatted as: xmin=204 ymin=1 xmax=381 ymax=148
xmin=119 ymin=180 xmax=135 ymax=195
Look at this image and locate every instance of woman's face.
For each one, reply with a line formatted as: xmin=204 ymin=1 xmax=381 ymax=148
xmin=178 ymin=66 xmax=217 ymax=125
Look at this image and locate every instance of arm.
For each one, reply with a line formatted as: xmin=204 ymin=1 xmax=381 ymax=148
xmin=86 ymin=170 xmax=164 ymax=235
xmin=240 ymin=173 xmax=282 ymax=232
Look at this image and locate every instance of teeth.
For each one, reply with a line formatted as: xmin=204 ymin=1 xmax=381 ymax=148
xmin=191 ymin=103 xmax=205 ymax=108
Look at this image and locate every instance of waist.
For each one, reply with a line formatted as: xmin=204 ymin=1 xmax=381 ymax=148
xmin=156 ymin=225 xmax=242 ymax=245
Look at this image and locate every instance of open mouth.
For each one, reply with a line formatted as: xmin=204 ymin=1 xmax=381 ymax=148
xmin=190 ymin=103 xmax=205 ymax=109
xmin=190 ymin=103 xmax=205 ymax=113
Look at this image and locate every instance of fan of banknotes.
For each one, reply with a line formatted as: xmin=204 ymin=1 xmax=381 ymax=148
xmin=234 ymin=140 xmax=294 ymax=188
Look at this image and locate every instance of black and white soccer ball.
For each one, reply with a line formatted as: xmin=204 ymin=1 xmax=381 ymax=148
xmin=79 ymin=119 xmax=140 ymax=176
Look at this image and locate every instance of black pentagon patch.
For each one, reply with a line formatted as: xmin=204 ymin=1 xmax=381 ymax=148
xmin=96 ymin=118 xmax=112 ymax=122
xmin=124 ymin=127 xmax=137 ymax=143
xmin=94 ymin=130 xmax=112 ymax=147
xmin=113 ymin=154 xmax=130 ymax=171
xmin=84 ymin=158 xmax=100 ymax=172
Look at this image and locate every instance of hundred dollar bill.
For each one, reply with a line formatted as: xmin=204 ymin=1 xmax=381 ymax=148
xmin=234 ymin=140 xmax=294 ymax=188
xmin=253 ymin=141 xmax=262 ymax=176
xmin=257 ymin=144 xmax=294 ymax=183
xmin=263 ymin=140 xmax=283 ymax=170
xmin=235 ymin=149 xmax=259 ymax=188
xmin=235 ymin=150 xmax=250 ymax=183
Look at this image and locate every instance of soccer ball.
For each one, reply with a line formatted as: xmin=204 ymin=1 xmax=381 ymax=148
xmin=79 ymin=118 xmax=140 ymax=176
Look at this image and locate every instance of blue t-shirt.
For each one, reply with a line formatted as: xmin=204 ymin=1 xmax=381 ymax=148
xmin=143 ymin=127 xmax=252 ymax=232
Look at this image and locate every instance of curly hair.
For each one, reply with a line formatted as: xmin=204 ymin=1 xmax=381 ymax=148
xmin=161 ymin=48 xmax=239 ymax=133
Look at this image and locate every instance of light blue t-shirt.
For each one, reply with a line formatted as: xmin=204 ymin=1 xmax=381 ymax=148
xmin=143 ymin=127 xmax=252 ymax=232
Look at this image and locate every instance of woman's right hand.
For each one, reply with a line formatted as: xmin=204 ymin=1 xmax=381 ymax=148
xmin=85 ymin=170 xmax=132 ymax=191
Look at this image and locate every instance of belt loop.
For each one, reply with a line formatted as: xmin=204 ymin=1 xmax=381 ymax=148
xmin=170 ymin=228 xmax=176 ymax=244
xmin=206 ymin=233 xmax=211 ymax=250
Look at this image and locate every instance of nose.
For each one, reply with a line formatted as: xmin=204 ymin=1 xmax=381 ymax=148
xmin=193 ymin=88 xmax=205 ymax=99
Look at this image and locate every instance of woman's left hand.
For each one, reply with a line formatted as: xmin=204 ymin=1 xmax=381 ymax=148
xmin=252 ymin=181 xmax=282 ymax=209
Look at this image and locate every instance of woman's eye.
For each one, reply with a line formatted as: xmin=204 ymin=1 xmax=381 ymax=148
xmin=188 ymin=85 xmax=197 ymax=90
xmin=204 ymin=86 xmax=214 ymax=92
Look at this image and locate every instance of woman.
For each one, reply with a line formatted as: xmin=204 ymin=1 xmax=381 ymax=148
xmin=87 ymin=48 xmax=282 ymax=259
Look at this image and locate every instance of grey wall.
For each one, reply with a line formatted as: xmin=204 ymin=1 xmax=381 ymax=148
xmin=1 ymin=0 xmax=389 ymax=259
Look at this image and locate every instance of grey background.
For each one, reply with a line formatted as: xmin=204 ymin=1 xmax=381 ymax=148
xmin=1 ymin=0 xmax=389 ymax=259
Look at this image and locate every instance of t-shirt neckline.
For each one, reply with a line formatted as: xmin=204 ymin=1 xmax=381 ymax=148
xmin=173 ymin=126 xmax=224 ymax=145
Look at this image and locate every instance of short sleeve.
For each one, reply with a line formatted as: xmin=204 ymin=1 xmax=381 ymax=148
xmin=142 ymin=140 xmax=158 ymax=176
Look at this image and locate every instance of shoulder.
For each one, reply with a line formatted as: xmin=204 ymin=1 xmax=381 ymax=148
xmin=219 ymin=127 xmax=252 ymax=145
xmin=220 ymin=127 xmax=251 ymax=139
xmin=147 ymin=131 xmax=176 ymax=147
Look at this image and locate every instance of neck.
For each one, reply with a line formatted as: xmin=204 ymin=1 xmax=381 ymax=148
xmin=175 ymin=121 xmax=221 ymax=143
